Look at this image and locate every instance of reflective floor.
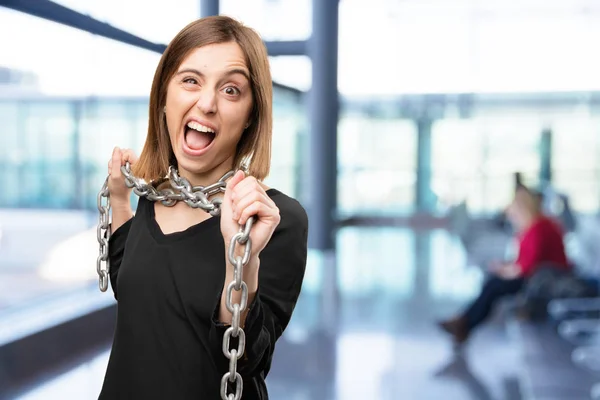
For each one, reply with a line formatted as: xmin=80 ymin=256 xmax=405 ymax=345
xmin=14 ymin=227 xmax=528 ymax=400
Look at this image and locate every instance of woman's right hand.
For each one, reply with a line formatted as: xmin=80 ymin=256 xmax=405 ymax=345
xmin=107 ymin=147 xmax=138 ymax=208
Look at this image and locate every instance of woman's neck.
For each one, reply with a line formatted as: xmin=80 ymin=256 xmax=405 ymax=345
xmin=176 ymin=160 xmax=236 ymax=188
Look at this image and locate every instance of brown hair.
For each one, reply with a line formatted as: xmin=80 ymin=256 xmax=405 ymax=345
xmin=134 ymin=16 xmax=273 ymax=181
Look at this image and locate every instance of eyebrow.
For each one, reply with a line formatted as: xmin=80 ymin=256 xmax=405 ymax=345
xmin=176 ymin=68 xmax=250 ymax=83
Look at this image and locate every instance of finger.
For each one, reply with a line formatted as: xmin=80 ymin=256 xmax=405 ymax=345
xmin=231 ymin=176 xmax=267 ymax=202
xmin=120 ymin=150 xmax=131 ymax=173
xmin=238 ymin=201 xmax=279 ymax=226
xmin=221 ymin=171 xmax=245 ymax=220
xmin=111 ymin=147 xmax=122 ymax=179
xmin=122 ymin=149 xmax=139 ymax=165
xmin=232 ymin=191 xmax=273 ymax=220
xmin=121 ymin=149 xmax=130 ymax=165
xmin=232 ymin=180 xmax=274 ymax=208
xmin=225 ymin=170 xmax=246 ymax=202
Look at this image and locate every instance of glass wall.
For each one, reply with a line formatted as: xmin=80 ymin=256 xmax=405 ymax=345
xmin=431 ymin=114 xmax=542 ymax=214
xmin=0 ymin=87 xmax=304 ymax=211
xmin=338 ymin=114 xmax=417 ymax=216
xmin=6 ymin=91 xmax=597 ymax=220
xmin=336 ymin=93 xmax=600 ymax=218
xmin=430 ymin=100 xmax=600 ymax=216
xmin=551 ymin=115 xmax=600 ymax=213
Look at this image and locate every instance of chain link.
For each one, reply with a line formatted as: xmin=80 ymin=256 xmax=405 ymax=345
xmin=96 ymin=162 xmax=253 ymax=399
xmin=96 ymin=178 xmax=111 ymax=292
xmin=221 ymin=219 xmax=253 ymax=400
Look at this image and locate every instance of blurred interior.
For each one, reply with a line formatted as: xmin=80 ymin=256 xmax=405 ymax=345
xmin=1 ymin=1 xmax=600 ymax=399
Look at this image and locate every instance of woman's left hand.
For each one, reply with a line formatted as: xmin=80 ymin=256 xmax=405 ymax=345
xmin=221 ymin=170 xmax=280 ymax=262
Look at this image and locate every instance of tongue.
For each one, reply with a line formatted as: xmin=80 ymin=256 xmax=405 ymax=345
xmin=185 ymin=129 xmax=212 ymax=150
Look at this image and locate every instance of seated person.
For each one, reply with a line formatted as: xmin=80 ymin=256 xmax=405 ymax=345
xmin=438 ymin=186 xmax=570 ymax=345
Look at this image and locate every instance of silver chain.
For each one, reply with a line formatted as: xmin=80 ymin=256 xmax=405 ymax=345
xmin=96 ymin=162 xmax=252 ymax=400
xmin=96 ymin=181 xmax=111 ymax=292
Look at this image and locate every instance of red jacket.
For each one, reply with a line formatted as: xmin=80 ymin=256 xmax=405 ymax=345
xmin=516 ymin=216 xmax=569 ymax=278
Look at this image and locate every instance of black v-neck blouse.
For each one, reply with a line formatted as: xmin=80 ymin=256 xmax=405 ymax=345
xmin=98 ymin=189 xmax=308 ymax=399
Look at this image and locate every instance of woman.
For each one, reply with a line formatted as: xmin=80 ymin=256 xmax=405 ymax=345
xmin=438 ymin=186 xmax=569 ymax=345
xmin=98 ymin=16 xmax=308 ymax=399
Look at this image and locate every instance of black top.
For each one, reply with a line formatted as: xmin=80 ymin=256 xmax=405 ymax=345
xmin=98 ymin=189 xmax=308 ymax=400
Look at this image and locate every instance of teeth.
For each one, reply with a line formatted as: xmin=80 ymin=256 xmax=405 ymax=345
xmin=186 ymin=121 xmax=215 ymax=133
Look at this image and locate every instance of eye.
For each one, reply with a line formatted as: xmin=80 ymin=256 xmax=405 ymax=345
xmin=182 ymin=77 xmax=198 ymax=85
xmin=223 ymin=86 xmax=240 ymax=96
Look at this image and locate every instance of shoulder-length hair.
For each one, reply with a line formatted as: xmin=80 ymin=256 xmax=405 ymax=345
xmin=134 ymin=16 xmax=273 ymax=182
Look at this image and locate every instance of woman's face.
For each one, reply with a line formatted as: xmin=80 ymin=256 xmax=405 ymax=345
xmin=164 ymin=42 xmax=253 ymax=179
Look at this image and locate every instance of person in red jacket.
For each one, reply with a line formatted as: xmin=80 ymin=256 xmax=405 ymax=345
xmin=438 ymin=186 xmax=570 ymax=345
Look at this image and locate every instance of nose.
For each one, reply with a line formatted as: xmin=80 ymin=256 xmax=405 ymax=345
xmin=195 ymin=88 xmax=217 ymax=115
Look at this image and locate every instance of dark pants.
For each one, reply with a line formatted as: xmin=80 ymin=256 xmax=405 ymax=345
xmin=464 ymin=276 xmax=525 ymax=331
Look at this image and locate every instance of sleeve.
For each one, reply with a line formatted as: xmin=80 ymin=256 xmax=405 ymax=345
xmin=516 ymin=226 xmax=543 ymax=277
xmin=107 ymin=217 xmax=133 ymax=300
xmin=209 ymin=200 xmax=308 ymax=379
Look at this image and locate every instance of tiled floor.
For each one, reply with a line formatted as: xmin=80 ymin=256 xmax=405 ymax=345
xmin=10 ymin=227 xmax=528 ymax=400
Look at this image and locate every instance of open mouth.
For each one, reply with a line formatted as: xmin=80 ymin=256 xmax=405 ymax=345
xmin=183 ymin=121 xmax=216 ymax=155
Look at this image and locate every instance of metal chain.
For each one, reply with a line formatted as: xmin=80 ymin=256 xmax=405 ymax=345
xmin=96 ymin=179 xmax=111 ymax=292
xmin=96 ymin=162 xmax=252 ymax=400
xmin=221 ymin=217 xmax=253 ymax=400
